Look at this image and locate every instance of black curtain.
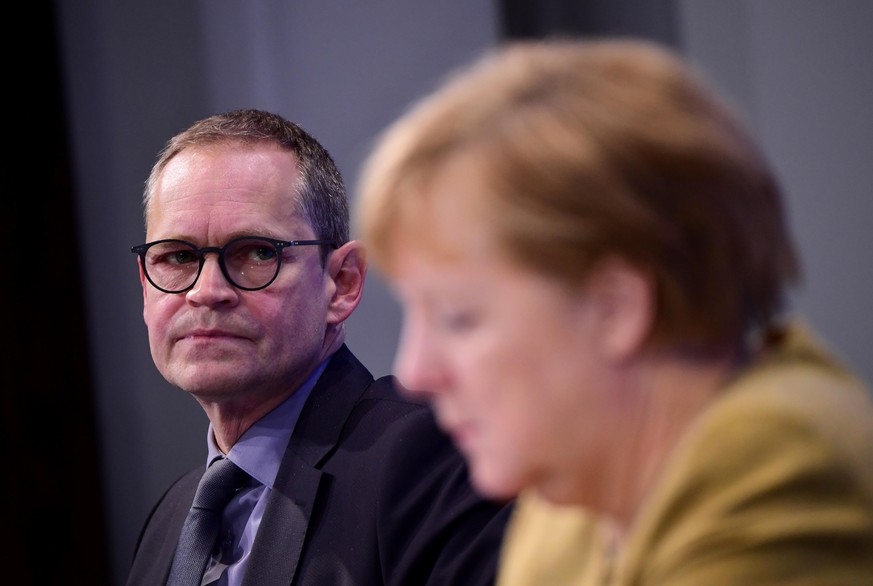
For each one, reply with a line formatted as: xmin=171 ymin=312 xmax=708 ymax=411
xmin=498 ymin=0 xmax=681 ymax=47
xmin=2 ymin=2 xmax=109 ymax=584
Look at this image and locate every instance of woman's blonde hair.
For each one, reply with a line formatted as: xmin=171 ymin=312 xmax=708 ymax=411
xmin=357 ymin=39 xmax=800 ymax=354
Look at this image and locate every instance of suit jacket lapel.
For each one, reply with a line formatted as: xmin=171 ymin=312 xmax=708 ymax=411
xmin=241 ymin=345 xmax=373 ymax=586
xmin=241 ymin=451 xmax=322 ymax=586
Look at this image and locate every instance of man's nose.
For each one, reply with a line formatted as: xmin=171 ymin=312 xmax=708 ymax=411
xmin=186 ymin=254 xmax=239 ymax=306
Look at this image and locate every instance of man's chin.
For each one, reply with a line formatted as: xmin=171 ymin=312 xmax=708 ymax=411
xmin=182 ymin=384 xmax=240 ymax=400
xmin=168 ymin=368 xmax=250 ymax=398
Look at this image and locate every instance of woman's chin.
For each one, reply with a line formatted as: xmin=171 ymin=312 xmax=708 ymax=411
xmin=469 ymin=460 xmax=527 ymax=501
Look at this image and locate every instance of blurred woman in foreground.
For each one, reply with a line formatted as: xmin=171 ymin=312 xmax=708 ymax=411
xmin=356 ymin=39 xmax=873 ymax=584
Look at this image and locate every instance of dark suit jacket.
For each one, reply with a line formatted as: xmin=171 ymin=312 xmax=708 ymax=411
xmin=126 ymin=345 xmax=512 ymax=585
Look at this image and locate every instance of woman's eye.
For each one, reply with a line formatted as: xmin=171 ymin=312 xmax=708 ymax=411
xmin=439 ymin=310 xmax=478 ymax=332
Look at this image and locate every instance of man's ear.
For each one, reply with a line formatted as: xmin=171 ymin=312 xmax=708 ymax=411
xmin=584 ymin=257 xmax=655 ymax=363
xmin=325 ymin=240 xmax=367 ymax=325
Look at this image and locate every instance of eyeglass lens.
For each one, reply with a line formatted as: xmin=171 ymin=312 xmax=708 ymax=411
xmin=142 ymin=238 xmax=281 ymax=292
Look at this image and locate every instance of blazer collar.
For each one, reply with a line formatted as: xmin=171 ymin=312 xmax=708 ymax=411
xmin=241 ymin=345 xmax=373 ymax=586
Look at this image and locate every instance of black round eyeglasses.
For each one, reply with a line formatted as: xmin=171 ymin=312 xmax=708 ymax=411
xmin=131 ymin=236 xmax=338 ymax=294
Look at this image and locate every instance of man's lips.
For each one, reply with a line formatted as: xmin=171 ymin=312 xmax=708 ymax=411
xmin=176 ymin=328 xmax=250 ymax=341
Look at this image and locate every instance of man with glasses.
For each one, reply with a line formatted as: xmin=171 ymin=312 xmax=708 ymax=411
xmin=125 ymin=109 xmax=511 ymax=586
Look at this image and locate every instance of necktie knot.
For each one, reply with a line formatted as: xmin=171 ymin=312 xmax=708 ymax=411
xmin=192 ymin=457 xmax=249 ymax=511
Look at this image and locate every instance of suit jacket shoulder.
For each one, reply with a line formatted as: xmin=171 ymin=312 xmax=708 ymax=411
xmin=618 ymin=324 xmax=873 ymax=585
xmin=495 ymin=323 xmax=873 ymax=586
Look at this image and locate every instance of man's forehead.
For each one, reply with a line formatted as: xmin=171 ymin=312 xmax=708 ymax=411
xmin=147 ymin=145 xmax=306 ymax=238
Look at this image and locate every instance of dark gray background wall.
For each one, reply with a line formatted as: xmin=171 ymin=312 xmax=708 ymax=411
xmin=53 ymin=1 xmax=872 ymax=583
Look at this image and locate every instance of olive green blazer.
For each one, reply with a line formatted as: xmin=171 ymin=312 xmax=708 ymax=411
xmin=498 ymin=322 xmax=873 ymax=585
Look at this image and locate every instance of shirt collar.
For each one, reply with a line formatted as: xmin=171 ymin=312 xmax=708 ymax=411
xmin=205 ymin=356 xmax=331 ymax=488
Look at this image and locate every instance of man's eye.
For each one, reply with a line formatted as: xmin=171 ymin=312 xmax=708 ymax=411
xmin=151 ymin=248 xmax=196 ymax=266
xmin=229 ymin=242 xmax=278 ymax=263
xmin=252 ymin=246 xmax=276 ymax=262
xmin=172 ymin=250 xmax=198 ymax=264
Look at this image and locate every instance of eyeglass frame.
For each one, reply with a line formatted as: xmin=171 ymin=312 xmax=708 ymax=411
xmin=131 ymin=235 xmax=339 ymax=294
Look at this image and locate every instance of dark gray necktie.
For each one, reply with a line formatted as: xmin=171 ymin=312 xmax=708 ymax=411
xmin=167 ymin=457 xmax=249 ymax=586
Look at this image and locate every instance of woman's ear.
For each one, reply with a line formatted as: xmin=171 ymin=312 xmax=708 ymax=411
xmin=326 ymin=240 xmax=367 ymax=325
xmin=584 ymin=257 xmax=655 ymax=363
